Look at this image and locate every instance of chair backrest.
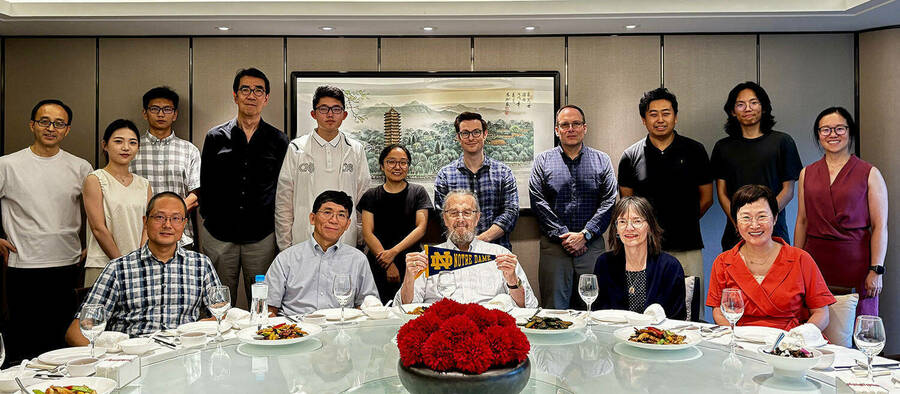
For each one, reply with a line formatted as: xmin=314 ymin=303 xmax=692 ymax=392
xmin=823 ymin=293 xmax=859 ymax=348
xmin=684 ymin=276 xmax=701 ymax=322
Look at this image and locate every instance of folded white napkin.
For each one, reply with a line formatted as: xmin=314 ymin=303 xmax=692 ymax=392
xmin=224 ymin=307 xmax=250 ymax=323
xmin=484 ymin=294 xmax=514 ymax=311
xmin=95 ymin=331 xmax=129 ymax=352
xmin=361 ymin=295 xmax=383 ymax=310
xmin=643 ymin=303 xmax=666 ymax=324
xmin=789 ymin=322 xmax=826 ymax=346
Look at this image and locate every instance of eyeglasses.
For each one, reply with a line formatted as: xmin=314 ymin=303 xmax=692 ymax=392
xmin=737 ymin=214 xmax=772 ymax=225
xmin=457 ymin=130 xmax=483 ymax=139
xmin=147 ymin=106 xmax=175 ymax=115
xmin=237 ymin=86 xmax=267 ymax=97
xmin=384 ymin=159 xmax=409 ymax=168
xmin=444 ymin=209 xmax=477 ymax=219
xmin=557 ymin=121 xmax=585 ymax=130
xmin=33 ymin=119 xmax=69 ymax=129
xmin=735 ymin=101 xmax=761 ymax=111
xmin=818 ymin=125 xmax=849 ymax=136
xmin=615 ymin=218 xmax=646 ymax=229
xmin=315 ymin=106 xmax=345 ymax=115
xmin=317 ymin=209 xmax=349 ymax=221
xmin=149 ymin=214 xmax=187 ymax=225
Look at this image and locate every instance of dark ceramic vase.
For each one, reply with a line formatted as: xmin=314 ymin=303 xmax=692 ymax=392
xmin=397 ymin=358 xmax=531 ymax=394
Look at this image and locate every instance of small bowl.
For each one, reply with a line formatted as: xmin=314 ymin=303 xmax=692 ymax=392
xmin=813 ymin=348 xmax=835 ymax=370
xmin=625 ymin=314 xmax=655 ymax=327
xmin=0 ymin=370 xmax=37 ymax=392
xmin=364 ymin=306 xmax=391 ymax=320
xmin=757 ymin=346 xmax=822 ymax=378
xmin=119 ymin=337 xmax=156 ymax=355
xmin=66 ymin=357 xmax=100 ymax=377
xmin=180 ymin=331 xmax=208 ymax=348
xmin=303 ymin=314 xmax=326 ymax=325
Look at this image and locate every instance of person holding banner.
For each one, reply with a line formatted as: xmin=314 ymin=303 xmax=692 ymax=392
xmin=396 ymin=190 xmax=537 ymax=307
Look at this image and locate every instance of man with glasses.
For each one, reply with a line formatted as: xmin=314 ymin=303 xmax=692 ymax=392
xmin=530 ymin=105 xmax=617 ymax=309
xmin=266 ymin=190 xmax=378 ymax=316
xmin=398 ymin=190 xmax=536 ymax=307
xmin=66 ymin=192 xmax=222 ymax=342
xmin=434 ymin=112 xmax=518 ymax=251
xmin=0 ymin=99 xmax=93 ymax=361
xmin=200 ymin=68 xmax=289 ymax=306
xmin=275 ymin=85 xmax=370 ymax=251
xmin=130 ymin=87 xmax=201 ymax=248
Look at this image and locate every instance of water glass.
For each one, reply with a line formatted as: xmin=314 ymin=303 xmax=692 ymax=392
xmin=333 ymin=274 xmax=353 ymax=326
xmin=79 ymin=304 xmax=107 ymax=358
xmin=854 ymin=315 xmax=886 ymax=381
xmin=437 ymin=271 xmax=457 ymax=299
xmin=205 ymin=285 xmax=231 ymax=342
xmin=720 ymin=288 xmax=745 ymax=355
xmin=578 ymin=274 xmax=599 ymax=325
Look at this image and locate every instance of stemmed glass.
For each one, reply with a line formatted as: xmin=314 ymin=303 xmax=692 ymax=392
xmin=80 ymin=304 xmax=107 ymax=357
xmin=209 ymin=344 xmax=231 ymax=382
xmin=721 ymin=288 xmax=745 ymax=356
xmin=205 ymin=285 xmax=231 ymax=342
xmin=437 ymin=271 xmax=457 ymax=300
xmin=333 ymin=274 xmax=354 ymax=326
xmin=0 ymin=333 xmax=5 ymax=368
xmin=853 ymin=315 xmax=886 ymax=381
xmin=578 ymin=274 xmax=599 ymax=325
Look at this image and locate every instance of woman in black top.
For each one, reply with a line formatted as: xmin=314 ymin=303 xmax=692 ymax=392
xmin=358 ymin=144 xmax=432 ymax=303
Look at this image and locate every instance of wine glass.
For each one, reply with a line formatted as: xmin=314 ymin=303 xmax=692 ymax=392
xmin=205 ymin=285 xmax=231 ymax=342
xmin=332 ymin=274 xmax=354 ymax=326
xmin=854 ymin=315 xmax=886 ymax=381
xmin=437 ymin=271 xmax=457 ymax=300
xmin=209 ymin=344 xmax=231 ymax=382
xmin=578 ymin=274 xmax=599 ymax=325
xmin=720 ymin=288 xmax=745 ymax=356
xmin=79 ymin=304 xmax=107 ymax=358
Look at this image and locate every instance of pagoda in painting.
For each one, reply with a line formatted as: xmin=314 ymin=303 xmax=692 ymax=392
xmin=384 ymin=107 xmax=402 ymax=146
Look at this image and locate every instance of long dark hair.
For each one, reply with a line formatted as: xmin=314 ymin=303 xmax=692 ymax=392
xmin=101 ymin=119 xmax=140 ymax=163
xmin=723 ymin=81 xmax=776 ymax=137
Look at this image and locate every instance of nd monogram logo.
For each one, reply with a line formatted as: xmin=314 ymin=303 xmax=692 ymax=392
xmin=341 ymin=163 xmax=354 ymax=173
xmin=298 ymin=162 xmax=315 ymax=173
xmin=430 ymin=252 xmax=452 ymax=271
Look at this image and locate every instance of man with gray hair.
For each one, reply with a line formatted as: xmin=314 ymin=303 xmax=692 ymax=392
xmin=397 ymin=190 xmax=537 ymax=307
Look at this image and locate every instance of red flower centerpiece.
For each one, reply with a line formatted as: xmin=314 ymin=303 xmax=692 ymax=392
xmin=396 ymin=299 xmax=532 ymax=394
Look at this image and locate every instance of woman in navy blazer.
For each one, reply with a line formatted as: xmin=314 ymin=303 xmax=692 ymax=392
xmin=593 ymin=196 xmax=686 ymax=320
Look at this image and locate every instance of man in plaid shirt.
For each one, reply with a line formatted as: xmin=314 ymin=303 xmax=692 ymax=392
xmin=130 ymin=87 xmax=200 ymax=247
xmin=66 ymin=192 xmax=221 ymax=342
xmin=434 ymin=112 xmax=519 ymax=251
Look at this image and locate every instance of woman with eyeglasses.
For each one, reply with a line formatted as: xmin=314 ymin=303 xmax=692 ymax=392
xmin=707 ymin=184 xmax=835 ymax=331
xmin=592 ymin=196 xmax=686 ymax=319
xmin=357 ymin=144 xmax=431 ymax=303
xmin=795 ymin=107 xmax=888 ymax=317
xmin=82 ymin=119 xmax=152 ymax=286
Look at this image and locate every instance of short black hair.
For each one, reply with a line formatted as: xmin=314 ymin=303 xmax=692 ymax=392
xmin=730 ymin=184 xmax=779 ymax=223
xmin=232 ymin=68 xmax=270 ymax=94
xmin=723 ymin=81 xmax=776 ymax=137
xmin=639 ymin=87 xmax=678 ymax=118
xmin=312 ymin=85 xmax=346 ymax=108
xmin=454 ymin=112 xmax=487 ymax=134
xmin=145 ymin=191 xmax=187 ymax=217
xmin=379 ymin=144 xmax=412 ymax=166
xmin=101 ymin=119 xmax=141 ymax=163
xmin=813 ymin=106 xmax=857 ymax=151
xmin=555 ymin=105 xmax=586 ymax=124
xmin=142 ymin=86 xmax=180 ymax=110
xmin=312 ymin=190 xmax=353 ymax=214
xmin=31 ymin=99 xmax=73 ymax=125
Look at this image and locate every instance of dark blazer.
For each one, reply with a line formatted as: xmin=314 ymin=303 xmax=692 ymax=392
xmin=593 ymin=251 xmax=687 ymax=320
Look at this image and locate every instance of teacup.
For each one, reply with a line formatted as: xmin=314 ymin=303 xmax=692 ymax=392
xmin=303 ymin=314 xmax=326 ymax=325
xmin=66 ymin=357 xmax=100 ymax=377
xmin=180 ymin=331 xmax=208 ymax=348
xmin=364 ymin=306 xmax=391 ymax=319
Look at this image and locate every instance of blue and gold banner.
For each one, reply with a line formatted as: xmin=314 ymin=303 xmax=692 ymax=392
xmin=417 ymin=245 xmax=497 ymax=278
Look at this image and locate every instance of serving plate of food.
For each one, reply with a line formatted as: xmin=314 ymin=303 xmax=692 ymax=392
xmin=394 ymin=303 xmax=431 ymax=320
xmin=614 ymin=326 xmax=702 ymax=350
xmin=27 ymin=377 xmax=117 ymax=394
xmin=236 ymin=322 xmax=322 ymax=346
xmin=518 ymin=316 xmax=586 ymax=335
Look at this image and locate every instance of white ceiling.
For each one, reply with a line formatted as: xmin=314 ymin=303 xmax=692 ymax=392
xmin=0 ymin=0 xmax=898 ymax=36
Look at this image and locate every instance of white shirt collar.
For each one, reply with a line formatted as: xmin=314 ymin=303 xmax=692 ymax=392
xmin=312 ymin=130 xmax=342 ymax=148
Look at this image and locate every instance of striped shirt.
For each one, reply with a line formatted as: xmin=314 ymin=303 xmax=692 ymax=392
xmin=77 ymin=244 xmax=221 ymax=337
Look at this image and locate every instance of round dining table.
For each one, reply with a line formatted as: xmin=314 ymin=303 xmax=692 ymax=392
xmin=113 ymin=315 xmax=839 ymax=393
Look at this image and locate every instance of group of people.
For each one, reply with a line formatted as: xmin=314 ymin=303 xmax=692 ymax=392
xmin=0 ymin=65 xmax=887 ymax=364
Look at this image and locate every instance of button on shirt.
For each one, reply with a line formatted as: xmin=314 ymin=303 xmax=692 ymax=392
xmin=529 ymin=145 xmax=617 ymax=240
xmin=77 ymin=244 xmax=222 ymax=337
xmin=434 ymin=156 xmax=519 ymax=250
xmin=265 ymin=238 xmax=379 ymax=315
xmin=393 ymin=239 xmax=538 ymax=307
xmin=200 ymin=118 xmax=289 ymax=243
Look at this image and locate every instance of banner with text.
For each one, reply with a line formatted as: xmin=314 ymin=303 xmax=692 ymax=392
xmin=417 ymin=245 xmax=497 ymax=278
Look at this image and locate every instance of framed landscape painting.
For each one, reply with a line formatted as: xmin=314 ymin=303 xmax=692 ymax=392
xmin=291 ymin=71 xmax=560 ymax=209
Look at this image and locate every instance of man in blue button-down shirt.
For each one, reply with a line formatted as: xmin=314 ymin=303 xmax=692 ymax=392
xmin=529 ymin=105 xmax=617 ymax=309
xmin=434 ymin=112 xmax=519 ymax=251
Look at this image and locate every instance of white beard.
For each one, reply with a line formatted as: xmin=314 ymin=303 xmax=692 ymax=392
xmin=449 ymin=228 xmax=476 ymax=247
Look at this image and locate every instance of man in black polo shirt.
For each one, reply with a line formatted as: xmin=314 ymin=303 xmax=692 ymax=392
xmin=618 ymin=87 xmax=713 ymax=314
xmin=199 ymin=67 xmax=289 ymax=306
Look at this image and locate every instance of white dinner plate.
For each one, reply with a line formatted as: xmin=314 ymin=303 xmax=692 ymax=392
xmin=519 ymin=317 xmax=587 ymax=335
xmin=317 ymin=308 xmax=365 ymax=321
xmin=734 ymin=326 xmax=787 ymax=344
xmin=394 ymin=303 xmax=432 ymax=320
xmin=37 ymin=346 xmax=107 ymax=366
xmin=236 ymin=322 xmax=323 ymax=346
xmin=177 ymin=320 xmax=232 ymax=335
xmin=614 ymin=326 xmax=703 ymax=351
xmin=27 ymin=376 xmax=117 ymax=394
xmin=591 ymin=309 xmax=643 ymax=324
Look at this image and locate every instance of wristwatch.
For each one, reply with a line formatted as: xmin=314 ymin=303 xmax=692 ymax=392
xmin=869 ymin=265 xmax=885 ymax=275
xmin=581 ymin=229 xmax=593 ymax=241
xmin=506 ymin=278 xmax=522 ymax=289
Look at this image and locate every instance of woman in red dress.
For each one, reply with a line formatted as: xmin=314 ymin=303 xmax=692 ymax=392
xmin=795 ymin=107 xmax=888 ymax=316
xmin=707 ymin=185 xmax=835 ymax=331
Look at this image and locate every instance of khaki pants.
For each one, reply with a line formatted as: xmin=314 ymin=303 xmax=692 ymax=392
xmin=538 ymin=235 xmax=606 ymax=309
xmin=665 ymin=249 xmax=704 ymax=320
xmin=200 ymin=228 xmax=278 ymax=307
xmin=84 ymin=267 xmax=105 ymax=288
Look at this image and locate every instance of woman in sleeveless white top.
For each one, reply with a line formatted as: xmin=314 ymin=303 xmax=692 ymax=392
xmin=83 ymin=120 xmax=152 ymax=286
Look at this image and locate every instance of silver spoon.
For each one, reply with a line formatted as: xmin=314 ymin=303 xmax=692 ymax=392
xmin=15 ymin=376 xmax=27 ymax=393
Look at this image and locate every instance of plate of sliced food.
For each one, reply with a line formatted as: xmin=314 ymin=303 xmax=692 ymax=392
xmin=236 ymin=322 xmax=322 ymax=346
xmin=27 ymin=377 xmax=117 ymax=394
xmin=395 ymin=303 xmax=431 ymax=321
xmin=614 ymin=326 xmax=702 ymax=350
xmin=518 ymin=315 xmax=586 ymax=335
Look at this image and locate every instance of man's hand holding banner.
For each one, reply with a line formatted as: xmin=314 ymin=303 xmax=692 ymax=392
xmin=415 ymin=245 xmax=497 ymax=279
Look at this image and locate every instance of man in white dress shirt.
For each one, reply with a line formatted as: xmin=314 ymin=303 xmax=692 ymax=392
xmin=397 ymin=190 xmax=537 ymax=307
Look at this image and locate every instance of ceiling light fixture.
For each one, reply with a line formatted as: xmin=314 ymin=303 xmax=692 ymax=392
xmin=625 ymin=24 xmax=638 ymax=29
xmin=216 ymin=26 xmax=230 ymax=31
xmin=523 ymin=26 xmax=537 ymax=31
xmin=319 ymin=26 xmax=334 ymax=31
xmin=423 ymin=26 xmax=435 ymax=32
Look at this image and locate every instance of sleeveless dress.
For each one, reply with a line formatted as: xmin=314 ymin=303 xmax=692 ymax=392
xmin=85 ymin=169 xmax=150 ymax=276
xmin=802 ymin=155 xmax=877 ymax=316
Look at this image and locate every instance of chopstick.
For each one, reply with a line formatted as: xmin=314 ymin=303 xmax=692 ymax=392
xmin=152 ymin=337 xmax=176 ymax=349
xmin=835 ymin=363 xmax=900 ymax=370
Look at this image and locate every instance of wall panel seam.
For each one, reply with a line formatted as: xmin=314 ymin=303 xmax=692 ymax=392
xmin=1 ymin=37 xmax=5 ymax=156
xmin=660 ymin=35 xmax=665 ymax=87
xmin=95 ymin=38 xmax=100 ymax=168
xmin=189 ymin=37 xmax=194 ymax=144
xmin=283 ymin=37 xmax=288 ymax=137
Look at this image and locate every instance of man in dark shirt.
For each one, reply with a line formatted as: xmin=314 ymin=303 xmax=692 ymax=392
xmin=199 ymin=68 xmax=289 ymax=306
xmin=618 ymin=88 xmax=713 ymax=316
